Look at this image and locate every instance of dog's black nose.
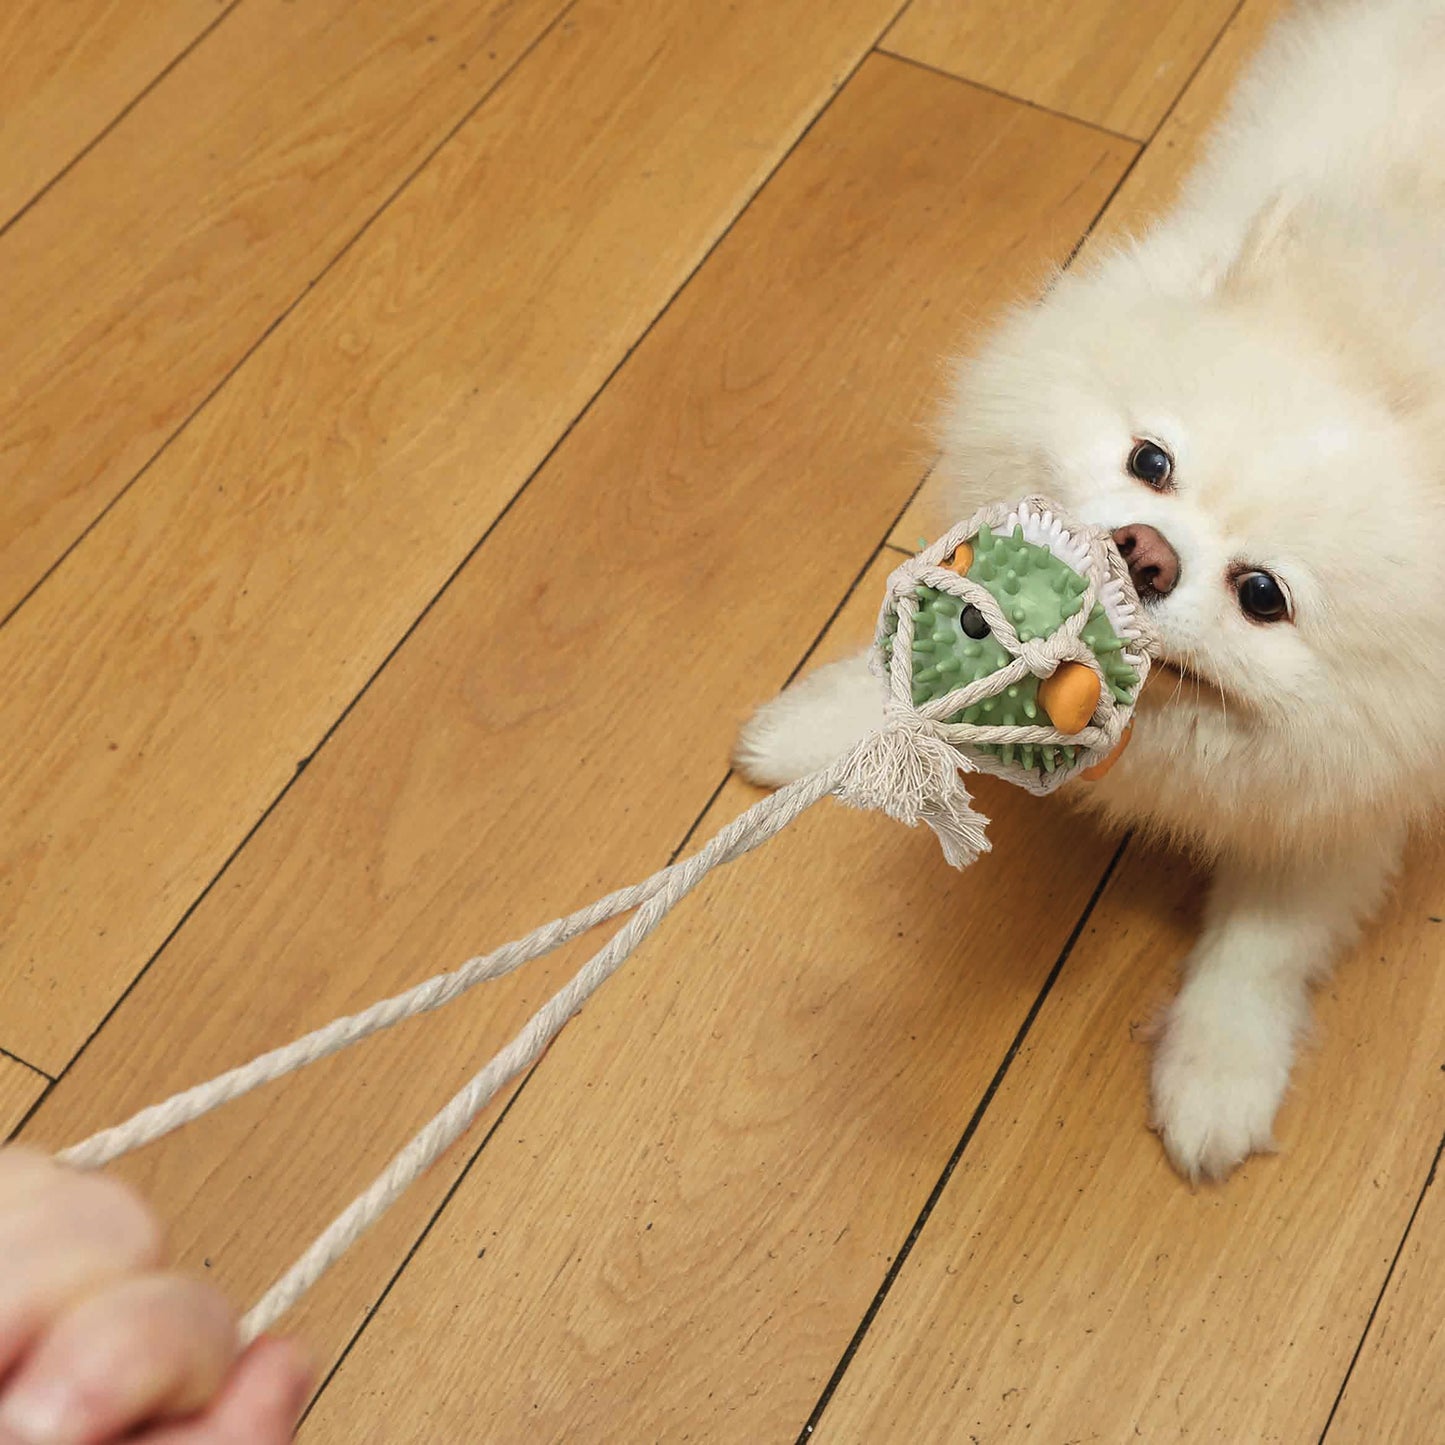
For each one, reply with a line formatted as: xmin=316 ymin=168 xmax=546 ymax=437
xmin=1112 ymin=523 xmax=1180 ymax=597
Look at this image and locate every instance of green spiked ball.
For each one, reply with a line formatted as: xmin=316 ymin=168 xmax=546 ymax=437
xmin=881 ymin=523 xmax=1140 ymax=776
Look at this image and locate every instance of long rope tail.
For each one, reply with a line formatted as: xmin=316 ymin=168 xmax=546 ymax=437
xmin=59 ymin=760 xmax=847 ymax=1343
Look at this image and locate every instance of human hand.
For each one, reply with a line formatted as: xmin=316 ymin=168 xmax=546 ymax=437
xmin=0 ymin=1148 xmax=312 ymax=1443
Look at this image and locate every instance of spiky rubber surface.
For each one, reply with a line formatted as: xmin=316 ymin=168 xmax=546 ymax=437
xmin=883 ymin=524 xmax=1141 ymax=775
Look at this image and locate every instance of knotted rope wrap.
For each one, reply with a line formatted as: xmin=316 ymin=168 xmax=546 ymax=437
xmin=56 ymin=495 xmax=1155 ymax=1344
xmin=835 ymin=495 xmax=1155 ymax=864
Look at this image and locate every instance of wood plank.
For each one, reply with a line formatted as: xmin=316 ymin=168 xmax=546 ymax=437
xmin=882 ymin=0 xmax=1239 ymax=141
xmin=888 ymin=0 xmax=1286 ymax=553
xmin=0 ymin=0 xmax=980 ymax=1073
xmin=0 ymin=0 xmax=564 ymax=621
xmin=0 ymin=1055 xmax=47 ymax=1140
xmin=813 ymin=840 xmax=1445 ymax=1441
xmin=0 ymin=0 xmax=224 ymax=228
xmin=1326 ymin=1135 xmax=1445 ymax=1441
xmin=304 ymin=564 xmax=1121 ymax=1442
xmin=22 ymin=57 xmax=1131 ymax=1410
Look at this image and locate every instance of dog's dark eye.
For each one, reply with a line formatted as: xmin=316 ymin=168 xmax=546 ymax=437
xmin=1127 ymin=440 xmax=1173 ymax=489
xmin=960 ymin=604 xmax=991 ymax=639
xmin=1235 ymin=570 xmax=1290 ymax=623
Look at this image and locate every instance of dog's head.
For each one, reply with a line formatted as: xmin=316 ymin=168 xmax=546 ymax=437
xmin=937 ymin=205 xmax=1445 ymax=858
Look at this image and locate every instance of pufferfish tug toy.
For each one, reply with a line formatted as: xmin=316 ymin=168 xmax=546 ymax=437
xmin=838 ymin=495 xmax=1154 ymax=866
xmin=56 ymin=496 xmax=1158 ymax=1345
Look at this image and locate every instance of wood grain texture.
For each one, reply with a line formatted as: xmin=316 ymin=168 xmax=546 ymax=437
xmin=814 ymin=841 xmax=1445 ymax=1442
xmin=0 ymin=1056 xmax=46 ymax=1140
xmin=0 ymin=0 xmax=225 ymax=227
xmin=0 ymin=0 xmax=564 ymax=622
xmin=22 ymin=58 xmax=1129 ymax=1409
xmin=1327 ymin=1135 xmax=1445 ymax=1441
xmin=888 ymin=0 xmax=1285 ymax=553
xmin=883 ymin=0 xmax=1240 ymax=140
xmin=0 ymin=0 xmax=961 ymax=1073
xmin=305 ymin=563 xmax=1119 ymax=1443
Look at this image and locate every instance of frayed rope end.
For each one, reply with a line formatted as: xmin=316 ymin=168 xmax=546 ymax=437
xmin=832 ymin=715 xmax=991 ymax=870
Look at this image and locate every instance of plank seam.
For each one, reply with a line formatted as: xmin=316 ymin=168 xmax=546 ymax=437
xmin=1142 ymin=0 xmax=1249 ymax=145
xmin=0 ymin=2 xmax=246 ymax=241
xmin=296 ymin=1073 xmax=537 ymax=1429
xmin=0 ymin=1045 xmax=53 ymax=1082
xmin=1318 ymin=1126 xmax=1445 ymax=1441
xmin=873 ymin=47 xmax=1140 ymax=146
xmin=878 ymin=0 xmax=1249 ymax=151
xmin=795 ymin=835 xmax=1132 ymax=1442
xmin=6 ymin=1079 xmax=56 ymax=1146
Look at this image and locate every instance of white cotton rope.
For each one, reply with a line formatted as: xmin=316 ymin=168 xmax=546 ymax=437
xmin=55 ymin=496 xmax=1155 ymax=1345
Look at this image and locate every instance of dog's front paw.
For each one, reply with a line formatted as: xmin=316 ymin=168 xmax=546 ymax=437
xmin=733 ymin=652 xmax=883 ymax=788
xmin=1149 ymin=981 xmax=1293 ymax=1183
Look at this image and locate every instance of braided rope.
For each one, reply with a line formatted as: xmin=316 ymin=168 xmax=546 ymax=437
xmin=876 ymin=496 xmax=1154 ymax=796
xmin=54 ymin=495 xmax=1155 ymax=1344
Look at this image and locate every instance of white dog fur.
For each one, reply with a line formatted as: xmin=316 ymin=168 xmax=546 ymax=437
xmin=735 ymin=0 xmax=1445 ymax=1181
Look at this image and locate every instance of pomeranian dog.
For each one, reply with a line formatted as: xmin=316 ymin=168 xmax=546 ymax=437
xmin=736 ymin=0 xmax=1445 ymax=1182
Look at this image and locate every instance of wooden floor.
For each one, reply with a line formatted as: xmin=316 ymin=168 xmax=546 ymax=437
xmin=5 ymin=1 xmax=1443 ymax=1438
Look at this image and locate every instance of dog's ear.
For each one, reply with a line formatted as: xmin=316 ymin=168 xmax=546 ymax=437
xmin=1201 ymin=190 xmax=1302 ymax=298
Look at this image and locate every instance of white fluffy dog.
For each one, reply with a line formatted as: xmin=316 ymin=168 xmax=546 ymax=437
xmin=736 ymin=0 xmax=1445 ymax=1181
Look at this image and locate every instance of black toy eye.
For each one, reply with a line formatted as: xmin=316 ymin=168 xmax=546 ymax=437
xmin=1235 ymin=570 xmax=1291 ymax=623
xmin=960 ymin=604 xmax=991 ymax=639
xmin=1127 ymin=440 xmax=1173 ymax=489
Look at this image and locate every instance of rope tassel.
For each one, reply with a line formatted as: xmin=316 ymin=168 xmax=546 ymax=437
xmin=52 ymin=496 xmax=1155 ymax=1341
xmin=834 ymin=713 xmax=991 ymax=868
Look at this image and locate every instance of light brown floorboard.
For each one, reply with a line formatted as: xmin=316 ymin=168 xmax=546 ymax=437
xmin=23 ymin=59 xmax=1129 ymax=1412
xmin=0 ymin=0 xmax=565 ymax=622
xmin=0 ymin=0 xmax=226 ymax=228
xmin=0 ymin=0 xmax=946 ymax=1074
xmin=883 ymin=0 xmax=1240 ymax=141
